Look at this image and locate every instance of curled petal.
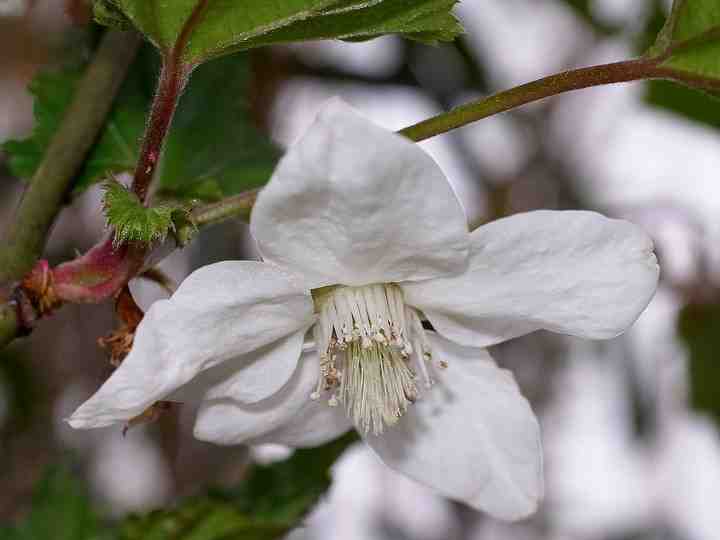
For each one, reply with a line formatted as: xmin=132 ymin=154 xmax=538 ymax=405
xmin=193 ymin=348 xmax=320 ymax=445
xmin=250 ymin=390 xmax=352 ymax=448
xmin=69 ymin=261 xmax=314 ymax=429
xmin=170 ymin=328 xmax=308 ymax=405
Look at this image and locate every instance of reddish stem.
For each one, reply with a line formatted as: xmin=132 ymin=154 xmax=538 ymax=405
xmin=131 ymin=61 xmax=189 ymax=203
xmin=131 ymin=0 xmax=210 ymax=203
xmin=52 ymin=236 xmax=145 ymax=303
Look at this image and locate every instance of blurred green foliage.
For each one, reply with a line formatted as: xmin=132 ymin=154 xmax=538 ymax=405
xmin=560 ymin=0 xmax=620 ymax=35
xmin=0 ymin=465 xmax=108 ymax=540
xmin=640 ymin=0 xmax=720 ymax=130
xmin=0 ymin=347 xmax=39 ymax=433
xmin=3 ymin=42 xmax=280 ymax=202
xmin=221 ymin=432 xmax=357 ymax=523
xmin=2 ymin=69 xmax=81 ymax=183
xmin=678 ymin=302 xmax=720 ymax=428
xmin=0 ymin=433 xmax=357 ymax=540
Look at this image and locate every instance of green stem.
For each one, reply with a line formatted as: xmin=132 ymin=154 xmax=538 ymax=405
xmin=0 ymin=30 xmax=142 ymax=285
xmin=175 ymin=189 xmax=259 ymax=245
xmin=191 ymin=189 xmax=258 ymax=226
xmin=399 ymin=58 xmax=661 ymax=142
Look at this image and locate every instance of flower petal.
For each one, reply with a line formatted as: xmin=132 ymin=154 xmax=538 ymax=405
xmin=170 ymin=327 xmax=308 ymax=405
xmin=193 ymin=348 xmax=320 ymax=445
xmin=68 ymin=261 xmax=314 ymax=429
xmin=251 ymin=98 xmax=469 ymax=289
xmin=403 ymin=210 xmax=659 ymax=347
xmin=250 ymin=393 xmax=352 ymax=448
xmin=363 ymin=333 xmax=543 ymax=521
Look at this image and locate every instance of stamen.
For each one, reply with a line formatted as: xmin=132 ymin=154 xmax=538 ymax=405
xmin=312 ymin=283 xmax=440 ymax=434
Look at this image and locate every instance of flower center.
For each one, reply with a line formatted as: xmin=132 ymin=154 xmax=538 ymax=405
xmin=311 ymin=283 xmax=438 ymax=435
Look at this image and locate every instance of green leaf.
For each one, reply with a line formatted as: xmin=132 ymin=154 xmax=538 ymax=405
xmin=93 ymin=0 xmax=134 ymax=30
xmin=647 ymin=0 xmax=720 ymax=91
xmin=5 ymin=43 xmax=279 ymax=200
xmin=228 ymin=432 xmax=357 ymax=524
xmin=636 ymin=1 xmax=720 ymax=130
xmin=237 ymin=0 xmax=462 ymax=50
xmin=118 ymin=432 xmax=358 ymax=540
xmin=102 ymin=178 xmax=189 ymax=245
xmin=2 ymin=69 xmax=81 ymax=181
xmin=157 ymin=52 xmax=281 ymax=199
xmin=101 ymin=0 xmax=462 ymax=64
xmin=0 ymin=465 xmax=105 ymax=540
xmin=678 ymin=302 xmax=720 ymax=429
xmin=1 ymin=56 xmax=147 ymax=193
xmin=646 ymin=79 xmax=720 ymax=129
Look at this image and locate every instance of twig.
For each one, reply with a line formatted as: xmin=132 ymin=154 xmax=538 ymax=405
xmin=399 ymin=58 xmax=662 ymax=142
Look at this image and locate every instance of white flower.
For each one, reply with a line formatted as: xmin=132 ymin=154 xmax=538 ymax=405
xmin=68 ymin=98 xmax=659 ymax=521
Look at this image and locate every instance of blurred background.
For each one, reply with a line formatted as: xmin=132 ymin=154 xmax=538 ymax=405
xmin=2 ymin=0 xmax=720 ymax=539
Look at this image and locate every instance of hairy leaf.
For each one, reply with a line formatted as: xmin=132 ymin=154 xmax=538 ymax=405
xmin=102 ymin=178 xmax=189 ymax=245
xmin=98 ymin=0 xmax=462 ymax=64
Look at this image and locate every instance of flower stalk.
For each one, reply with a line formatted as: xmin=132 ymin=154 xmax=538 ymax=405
xmin=399 ymin=58 xmax=661 ymax=142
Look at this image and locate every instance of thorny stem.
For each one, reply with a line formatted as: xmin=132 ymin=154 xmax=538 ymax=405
xmin=131 ymin=62 xmax=188 ymax=203
xmin=131 ymin=0 xmax=210 ymax=203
